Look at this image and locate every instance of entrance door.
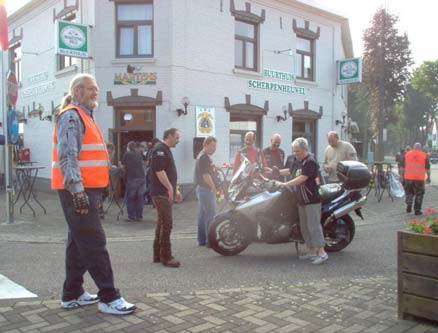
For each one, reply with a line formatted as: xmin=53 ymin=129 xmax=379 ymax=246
xmin=292 ymin=118 xmax=317 ymax=154
xmin=109 ymin=108 xmax=156 ymax=163
xmin=229 ymin=113 xmax=262 ymax=163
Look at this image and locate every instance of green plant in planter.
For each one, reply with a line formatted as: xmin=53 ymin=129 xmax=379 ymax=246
xmin=405 ymin=208 xmax=438 ymax=235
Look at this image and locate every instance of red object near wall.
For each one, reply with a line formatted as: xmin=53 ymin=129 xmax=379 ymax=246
xmin=0 ymin=0 xmax=8 ymax=51
xmin=18 ymin=148 xmax=30 ymax=161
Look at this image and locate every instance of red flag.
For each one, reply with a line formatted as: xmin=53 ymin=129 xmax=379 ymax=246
xmin=0 ymin=0 xmax=8 ymax=51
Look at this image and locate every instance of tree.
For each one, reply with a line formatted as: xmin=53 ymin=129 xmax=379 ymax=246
xmin=348 ymin=85 xmax=372 ymax=159
xmin=412 ymin=60 xmax=438 ymax=101
xmin=402 ymin=85 xmax=436 ymax=144
xmin=411 ymin=60 xmax=438 ymax=138
xmin=362 ymin=8 xmax=413 ymax=160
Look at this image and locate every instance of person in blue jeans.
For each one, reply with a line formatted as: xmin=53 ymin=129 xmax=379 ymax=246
xmin=121 ymin=141 xmax=146 ymax=221
xmin=194 ymin=136 xmax=218 ymax=246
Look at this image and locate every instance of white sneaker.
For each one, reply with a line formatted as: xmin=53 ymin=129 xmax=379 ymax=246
xmin=61 ymin=291 xmax=99 ymax=309
xmin=98 ymin=297 xmax=136 ymax=315
xmin=298 ymin=253 xmax=318 ymax=260
xmin=312 ymin=253 xmax=328 ymax=265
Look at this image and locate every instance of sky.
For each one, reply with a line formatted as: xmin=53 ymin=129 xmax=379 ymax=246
xmin=6 ymin=0 xmax=438 ymax=66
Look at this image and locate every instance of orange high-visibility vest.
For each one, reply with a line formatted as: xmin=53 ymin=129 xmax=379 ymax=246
xmin=404 ymin=150 xmax=427 ymax=181
xmin=51 ymin=104 xmax=109 ymax=190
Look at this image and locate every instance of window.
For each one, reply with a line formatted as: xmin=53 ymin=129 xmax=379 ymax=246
xmin=116 ymin=2 xmax=153 ymax=58
xmin=229 ymin=116 xmax=261 ymax=162
xmin=10 ymin=43 xmax=22 ymax=82
xmin=296 ymin=36 xmax=314 ymax=80
xmin=57 ymin=14 xmax=78 ymax=70
xmin=234 ymin=19 xmax=257 ymax=71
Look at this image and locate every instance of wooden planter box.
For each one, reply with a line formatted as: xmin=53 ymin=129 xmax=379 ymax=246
xmin=398 ymin=231 xmax=438 ymax=322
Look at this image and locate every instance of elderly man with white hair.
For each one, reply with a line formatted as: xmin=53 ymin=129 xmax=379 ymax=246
xmin=277 ymin=137 xmax=327 ymax=265
xmin=52 ymin=73 xmax=136 ymax=315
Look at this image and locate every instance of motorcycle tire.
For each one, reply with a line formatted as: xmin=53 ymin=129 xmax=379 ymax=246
xmin=324 ymin=214 xmax=355 ymax=252
xmin=208 ymin=212 xmax=251 ymax=256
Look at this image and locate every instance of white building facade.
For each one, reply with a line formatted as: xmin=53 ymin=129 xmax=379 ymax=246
xmin=1 ymin=0 xmax=353 ymax=188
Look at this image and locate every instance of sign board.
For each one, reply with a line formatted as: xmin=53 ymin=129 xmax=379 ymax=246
xmin=114 ymin=72 xmax=157 ymax=85
xmin=7 ymin=71 xmax=18 ymax=106
xmin=55 ymin=20 xmax=90 ymax=58
xmin=263 ymin=68 xmax=296 ymax=82
xmin=196 ymin=107 xmax=215 ymax=137
xmin=7 ymin=107 xmax=19 ymax=144
xmin=337 ymin=58 xmax=362 ymax=84
xmin=248 ymin=79 xmax=305 ymax=95
xmin=21 ymin=82 xmax=55 ymax=98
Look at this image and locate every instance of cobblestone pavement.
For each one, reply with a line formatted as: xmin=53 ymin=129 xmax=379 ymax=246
xmin=1 ymin=276 xmax=437 ymax=333
xmin=1 ymin=186 xmax=438 ymax=332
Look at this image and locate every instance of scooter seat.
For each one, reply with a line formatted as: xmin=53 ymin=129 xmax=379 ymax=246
xmin=319 ymin=183 xmax=344 ymax=204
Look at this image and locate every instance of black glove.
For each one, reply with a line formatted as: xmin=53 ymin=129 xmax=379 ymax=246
xmin=73 ymin=191 xmax=90 ymax=214
xmin=426 ymin=177 xmax=431 ymax=184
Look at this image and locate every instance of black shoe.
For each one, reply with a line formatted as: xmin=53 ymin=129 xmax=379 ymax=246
xmin=406 ymin=206 xmax=412 ymax=213
xmin=415 ymin=211 xmax=423 ymax=216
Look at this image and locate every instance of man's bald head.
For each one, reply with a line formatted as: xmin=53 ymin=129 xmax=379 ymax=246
xmin=244 ymin=131 xmax=255 ymax=147
xmin=327 ymin=131 xmax=339 ymax=147
xmin=270 ymin=133 xmax=281 ymax=149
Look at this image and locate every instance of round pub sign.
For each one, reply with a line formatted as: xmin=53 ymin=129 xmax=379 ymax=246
xmin=7 ymin=71 xmax=18 ymax=107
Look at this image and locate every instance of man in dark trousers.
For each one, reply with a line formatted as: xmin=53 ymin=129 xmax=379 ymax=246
xmin=121 ymin=141 xmax=146 ymax=221
xmin=150 ymin=128 xmax=182 ymax=267
xmin=263 ymin=133 xmax=285 ymax=180
xmin=194 ymin=136 xmax=217 ymax=246
xmin=52 ymin=73 xmax=135 ymax=315
xmin=401 ymin=142 xmax=431 ymax=215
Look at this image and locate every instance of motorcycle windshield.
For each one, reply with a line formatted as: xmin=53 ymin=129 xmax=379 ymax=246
xmin=230 ymin=157 xmax=251 ymax=186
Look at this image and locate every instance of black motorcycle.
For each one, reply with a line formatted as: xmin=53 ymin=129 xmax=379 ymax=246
xmin=208 ymin=157 xmax=371 ymax=256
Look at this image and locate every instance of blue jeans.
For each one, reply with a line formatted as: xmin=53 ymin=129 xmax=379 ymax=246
xmin=196 ymin=186 xmax=216 ymax=245
xmin=125 ymin=178 xmax=146 ymax=220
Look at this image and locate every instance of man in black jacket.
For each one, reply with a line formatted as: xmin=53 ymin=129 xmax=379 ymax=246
xmin=150 ymin=129 xmax=182 ymax=267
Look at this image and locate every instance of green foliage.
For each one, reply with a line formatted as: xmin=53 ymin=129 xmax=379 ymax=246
xmin=402 ymin=85 xmax=435 ymax=144
xmin=411 ymin=60 xmax=438 ymax=103
xmin=405 ymin=208 xmax=438 ymax=235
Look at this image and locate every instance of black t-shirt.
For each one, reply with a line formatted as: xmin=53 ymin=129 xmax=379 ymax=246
xmin=121 ymin=151 xmax=145 ymax=180
xmin=150 ymin=142 xmax=177 ymax=196
xmin=194 ymin=152 xmax=214 ymax=188
xmin=291 ymin=154 xmax=320 ymax=204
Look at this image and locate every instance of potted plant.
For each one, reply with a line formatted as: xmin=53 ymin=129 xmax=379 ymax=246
xmin=398 ymin=208 xmax=438 ymax=322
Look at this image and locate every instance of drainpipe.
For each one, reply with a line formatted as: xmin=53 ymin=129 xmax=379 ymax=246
xmin=331 ymin=24 xmax=336 ymax=137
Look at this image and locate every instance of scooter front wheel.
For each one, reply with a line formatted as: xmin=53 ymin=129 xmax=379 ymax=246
xmin=208 ymin=212 xmax=250 ymax=256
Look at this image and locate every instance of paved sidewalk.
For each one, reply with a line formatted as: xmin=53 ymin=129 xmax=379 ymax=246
xmin=1 ymin=276 xmax=437 ymax=333
xmin=1 ymin=186 xmax=438 ymax=332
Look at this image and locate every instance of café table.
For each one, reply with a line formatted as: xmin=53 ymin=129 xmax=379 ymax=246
xmin=13 ymin=165 xmax=47 ymax=216
xmin=366 ymin=161 xmax=394 ymax=202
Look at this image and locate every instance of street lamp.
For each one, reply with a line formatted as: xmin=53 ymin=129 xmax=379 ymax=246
xmin=176 ymin=97 xmax=190 ymax=116
xmin=276 ymin=105 xmax=288 ymax=122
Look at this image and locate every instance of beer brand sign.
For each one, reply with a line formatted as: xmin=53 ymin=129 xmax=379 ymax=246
xmin=196 ymin=107 xmax=215 ymax=137
xmin=55 ymin=20 xmax=90 ymax=58
xmin=114 ymin=72 xmax=157 ymax=85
